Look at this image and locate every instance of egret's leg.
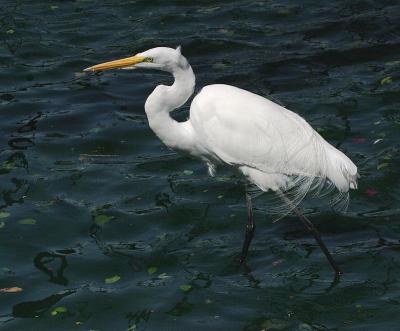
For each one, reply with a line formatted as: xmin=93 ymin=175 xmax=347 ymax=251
xmin=292 ymin=207 xmax=342 ymax=275
xmin=278 ymin=192 xmax=342 ymax=276
xmin=239 ymin=191 xmax=256 ymax=264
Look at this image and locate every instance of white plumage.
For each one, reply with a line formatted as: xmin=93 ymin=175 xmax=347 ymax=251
xmin=84 ymin=46 xmax=358 ymax=217
xmin=190 ymin=84 xmax=358 ymax=215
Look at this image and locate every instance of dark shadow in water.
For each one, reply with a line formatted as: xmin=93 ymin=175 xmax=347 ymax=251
xmin=17 ymin=112 xmax=42 ymax=134
xmin=12 ymin=290 xmax=74 ymax=318
xmin=126 ymin=309 xmax=153 ymax=331
xmin=166 ymin=297 xmax=194 ymax=317
xmin=0 ymin=152 xmax=28 ymax=173
xmin=241 ymin=264 xmax=261 ymax=289
xmin=0 ymin=177 xmax=29 ymax=210
xmin=33 ymin=252 xmax=69 ymax=286
xmin=7 ymin=112 xmax=42 ymax=150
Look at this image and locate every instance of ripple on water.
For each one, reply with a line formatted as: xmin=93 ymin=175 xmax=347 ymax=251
xmin=0 ymin=0 xmax=400 ymax=330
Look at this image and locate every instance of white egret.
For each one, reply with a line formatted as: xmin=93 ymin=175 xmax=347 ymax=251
xmin=84 ymin=46 xmax=358 ymax=275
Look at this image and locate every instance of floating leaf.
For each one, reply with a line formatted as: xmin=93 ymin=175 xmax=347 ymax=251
xmin=105 ymin=275 xmax=121 ymax=284
xmin=380 ymin=76 xmax=393 ymax=85
xmin=18 ymin=218 xmax=36 ymax=225
xmin=2 ymin=160 xmax=15 ymax=170
xmin=94 ymin=214 xmax=113 ymax=225
xmin=147 ymin=266 xmax=158 ymax=275
xmin=179 ymin=284 xmax=192 ymax=293
xmin=51 ymin=306 xmax=67 ymax=316
xmin=0 ymin=222 xmax=5 ymax=229
xmin=217 ymin=195 xmax=224 ymax=199
xmin=0 ymin=211 xmax=10 ymax=219
xmin=183 ymin=170 xmax=193 ymax=176
xmin=158 ymin=273 xmax=171 ymax=279
xmin=6 ymin=29 xmax=15 ymax=34
xmin=351 ymin=137 xmax=366 ymax=144
xmin=377 ymin=162 xmax=388 ymax=170
xmin=366 ymin=188 xmax=378 ymax=197
xmin=0 ymin=287 xmax=23 ymax=293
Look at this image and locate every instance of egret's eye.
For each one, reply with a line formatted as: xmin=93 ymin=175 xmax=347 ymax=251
xmin=143 ymin=57 xmax=154 ymax=63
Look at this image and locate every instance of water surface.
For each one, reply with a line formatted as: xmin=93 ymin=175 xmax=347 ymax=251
xmin=1 ymin=1 xmax=400 ymax=330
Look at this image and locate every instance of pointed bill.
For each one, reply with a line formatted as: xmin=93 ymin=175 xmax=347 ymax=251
xmin=84 ymin=55 xmax=146 ymax=72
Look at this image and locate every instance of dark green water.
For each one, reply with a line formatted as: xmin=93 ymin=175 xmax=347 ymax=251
xmin=1 ymin=1 xmax=400 ymax=330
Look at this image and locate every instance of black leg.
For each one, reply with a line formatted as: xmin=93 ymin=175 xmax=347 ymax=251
xmin=279 ymin=192 xmax=342 ymax=276
xmin=292 ymin=207 xmax=342 ymax=276
xmin=239 ymin=191 xmax=256 ymax=264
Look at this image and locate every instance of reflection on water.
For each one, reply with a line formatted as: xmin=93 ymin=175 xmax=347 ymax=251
xmin=1 ymin=0 xmax=400 ymax=330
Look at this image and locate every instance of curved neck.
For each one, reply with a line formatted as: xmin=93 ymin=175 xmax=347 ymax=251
xmin=144 ymin=65 xmax=196 ymax=152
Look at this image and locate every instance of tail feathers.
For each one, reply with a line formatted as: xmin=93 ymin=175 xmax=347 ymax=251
xmin=325 ymin=146 xmax=358 ymax=192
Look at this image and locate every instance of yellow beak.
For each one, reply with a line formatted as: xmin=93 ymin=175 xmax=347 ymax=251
xmin=83 ymin=55 xmax=147 ymax=72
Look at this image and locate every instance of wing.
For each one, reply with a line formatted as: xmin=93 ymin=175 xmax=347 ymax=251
xmin=190 ymin=84 xmax=327 ymax=179
xmin=189 ymin=84 xmax=357 ymax=217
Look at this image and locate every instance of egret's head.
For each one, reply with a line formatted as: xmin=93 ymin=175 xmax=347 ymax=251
xmin=84 ymin=46 xmax=188 ymax=73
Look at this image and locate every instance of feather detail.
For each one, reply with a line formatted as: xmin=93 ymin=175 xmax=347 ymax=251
xmin=190 ymin=84 xmax=358 ymax=218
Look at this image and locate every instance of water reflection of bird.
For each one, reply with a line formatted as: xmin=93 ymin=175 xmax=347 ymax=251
xmin=84 ymin=46 xmax=358 ymax=275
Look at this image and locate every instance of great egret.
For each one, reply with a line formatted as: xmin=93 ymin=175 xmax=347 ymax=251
xmin=84 ymin=46 xmax=358 ymax=275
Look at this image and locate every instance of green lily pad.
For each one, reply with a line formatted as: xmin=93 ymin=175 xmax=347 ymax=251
xmin=2 ymin=160 xmax=15 ymax=170
xmin=147 ymin=266 xmax=158 ymax=275
xmin=179 ymin=284 xmax=192 ymax=293
xmin=51 ymin=306 xmax=67 ymax=316
xmin=183 ymin=170 xmax=193 ymax=176
xmin=0 ymin=222 xmax=5 ymax=229
xmin=18 ymin=218 xmax=36 ymax=225
xmin=380 ymin=76 xmax=393 ymax=85
xmin=105 ymin=275 xmax=121 ymax=284
xmin=94 ymin=214 xmax=113 ymax=225
xmin=0 ymin=211 xmax=10 ymax=219
xmin=377 ymin=162 xmax=389 ymax=170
